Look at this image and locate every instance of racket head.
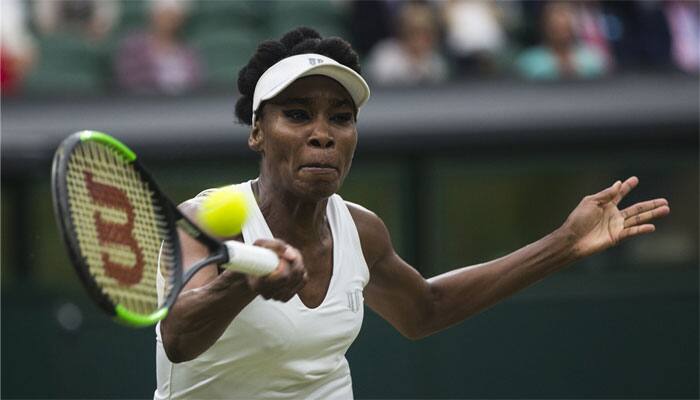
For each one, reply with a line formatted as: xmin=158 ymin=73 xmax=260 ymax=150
xmin=51 ymin=131 xmax=183 ymax=327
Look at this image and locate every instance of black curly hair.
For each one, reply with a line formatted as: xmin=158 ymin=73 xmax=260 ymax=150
xmin=234 ymin=27 xmax=362 ymax=126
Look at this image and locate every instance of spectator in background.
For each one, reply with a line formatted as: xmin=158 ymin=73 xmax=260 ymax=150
xmin=32 ymin=0 xmax=120 ymax=43
xmin=516 ymin=2 xmax=607 ymax=80
xmin=366 ymin=2 xmax=448 ymax=86
xmin=115 ymin=0 xmax=202 ymax=95
xmin=664 ymin=0 xmax=700 ymax=74
xmin=602 ymin=1 xmax=673 ymax=71
xmin=570 ymin=1 xmax=614 ymax=70
xmin=1 ymin=0 xmax=36 ymax=94
xmin=439 ymin=0 xmax=512 ymax=76
xmin=348 ymin=0 xmax=394 ymax=57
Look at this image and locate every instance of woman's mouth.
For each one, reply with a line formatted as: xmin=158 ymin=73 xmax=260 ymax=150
xmin=299 ymin=163 xmax=339 ymax=175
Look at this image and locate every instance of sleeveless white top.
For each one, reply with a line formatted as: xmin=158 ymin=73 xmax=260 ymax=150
xmin=154 ymin=180 xmax=370 ymax=399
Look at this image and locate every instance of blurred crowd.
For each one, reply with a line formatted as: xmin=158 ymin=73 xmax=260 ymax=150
xmin=1 ymin=0 xmax=698 ymax=96
xmin=359 ymin=0 xmax=699 ymax=84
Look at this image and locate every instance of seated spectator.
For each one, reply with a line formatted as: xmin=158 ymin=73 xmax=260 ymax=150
xmin=665 ymin=0 xmax=699 ymax=74
xmin=33 ymin=0 xmax=119 ymax=42
xmin=571 ymin=1 xmax=614 ymax=70
xmin=516 ymin=2 xmax=607 ymax=80
xmin=603 ymin=1 xmax=673 ymax=71
xmin=348 ymin=0 xmax=394 ymax=57
xmin=115 ymin=0 xmax=202 ymax=95
xmin=439 ymin=0 xmax=511 ymax=76
xmin=1 ymin=0 xmax=36 ymax=94
xmin=366 ymin=2 xmax=448 ymax=86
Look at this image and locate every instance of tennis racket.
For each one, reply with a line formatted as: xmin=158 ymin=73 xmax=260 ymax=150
xmin=51 ymin=130 xmax=278 ymax=327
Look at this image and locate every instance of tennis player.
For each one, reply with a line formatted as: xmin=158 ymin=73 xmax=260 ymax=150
xmin=154 ymin=27 xmax=670 ymax=399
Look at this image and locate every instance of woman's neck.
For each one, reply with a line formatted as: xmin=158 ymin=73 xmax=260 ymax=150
xmin=252 ymin=176 xmax=330 ymax=247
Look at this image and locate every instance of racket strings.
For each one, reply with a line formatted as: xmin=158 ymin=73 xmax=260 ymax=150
xmin=65 ymin=141 xmax=178 ymax=315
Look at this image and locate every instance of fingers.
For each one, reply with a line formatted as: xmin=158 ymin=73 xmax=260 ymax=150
xmin=249 ymin=239 xmax=307 ymax=302
xmin=612 ymin=176 xmax=639 ymax=205
xmin=616 ymin=196 xmax=669 ymax=243
xmin=253 ymin=238 xmax=288 ymax=256
xmin=594 ymin=180 xmax=622 ymax=204
xmin=263 ymin=246 xmax=307 ymax=301
xmin=621 ymin=198 xmax=670 ymax=227
xmin=618 ymin=224 xmax=656 ymax=242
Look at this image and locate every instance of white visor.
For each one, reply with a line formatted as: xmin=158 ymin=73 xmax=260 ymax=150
xmin=251 ymin=53 xmax=370 ymax=125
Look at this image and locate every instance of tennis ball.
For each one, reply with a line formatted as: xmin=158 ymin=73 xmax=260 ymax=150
xmin=197 ymin=187 xmax=248 ymax=237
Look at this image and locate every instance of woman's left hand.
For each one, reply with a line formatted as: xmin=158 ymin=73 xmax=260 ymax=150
xmin=562 ymin=176 xmax=670 ymax=259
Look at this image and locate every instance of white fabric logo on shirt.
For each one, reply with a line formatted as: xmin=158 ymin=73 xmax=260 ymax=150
xmin=346 ymin=289 xmax=362 ymax=313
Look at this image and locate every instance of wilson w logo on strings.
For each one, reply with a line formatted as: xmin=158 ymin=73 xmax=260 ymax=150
xmin=84 ymin=171 xmax=145 ymax=286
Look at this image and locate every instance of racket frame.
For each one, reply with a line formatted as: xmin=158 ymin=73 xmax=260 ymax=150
xmin=51 ymin=131 xmax=227 ymax=327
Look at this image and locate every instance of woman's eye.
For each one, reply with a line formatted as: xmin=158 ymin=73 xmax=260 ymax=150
xmin=332 ymin=113 xmax=353 ymax=124
xmin=283 ymin=109 xmax=310 ymax=122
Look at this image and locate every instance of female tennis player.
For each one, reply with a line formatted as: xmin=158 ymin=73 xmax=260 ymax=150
xmin=154 ymin=27 xmax=670 ymax=399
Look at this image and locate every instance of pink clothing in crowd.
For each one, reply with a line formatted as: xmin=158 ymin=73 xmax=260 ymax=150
xmin=115 ymin=32 xmax=202 ymax=94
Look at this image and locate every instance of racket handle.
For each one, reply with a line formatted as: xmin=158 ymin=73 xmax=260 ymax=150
xmin=222 ymin=241 xmax=279 ymax=276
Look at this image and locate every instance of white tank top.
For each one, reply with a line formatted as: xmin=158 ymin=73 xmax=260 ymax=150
xmin=154 ymin=180 xmax=370 ymax=399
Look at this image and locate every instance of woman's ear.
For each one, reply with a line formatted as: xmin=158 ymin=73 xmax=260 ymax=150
xmin=248 ymin=121 xmax=264 ymax=153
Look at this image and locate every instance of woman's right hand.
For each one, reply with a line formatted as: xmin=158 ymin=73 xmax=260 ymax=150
xmin=245 ymin=238 xmax=308 ymax=302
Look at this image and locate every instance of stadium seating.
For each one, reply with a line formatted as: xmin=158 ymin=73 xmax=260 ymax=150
xmin=191 ymin=27 xmax=261 ymax=87
xmin=24 ymin=34 xmax=108 ymax=95
xmin=266 ymin=1 xmax=348 ymax=40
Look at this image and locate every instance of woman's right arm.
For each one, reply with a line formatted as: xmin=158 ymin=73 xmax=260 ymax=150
xmin=159 ymin=200 xmax=306 ymax=363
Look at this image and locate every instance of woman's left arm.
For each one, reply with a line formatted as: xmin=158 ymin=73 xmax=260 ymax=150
xmin=353 ymin=177 xmax=669 ymax=340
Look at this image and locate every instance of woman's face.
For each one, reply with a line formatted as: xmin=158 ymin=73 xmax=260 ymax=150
xmin=252 ymin=75 xmax=358 ymax=200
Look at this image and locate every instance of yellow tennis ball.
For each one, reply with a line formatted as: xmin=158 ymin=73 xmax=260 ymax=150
xmin=197 ymin=188 xmax=248 ymax=237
